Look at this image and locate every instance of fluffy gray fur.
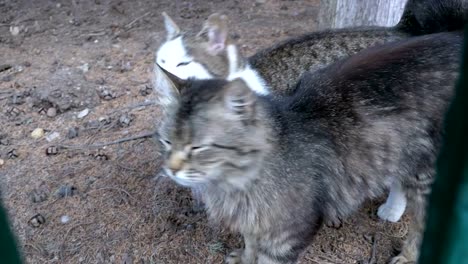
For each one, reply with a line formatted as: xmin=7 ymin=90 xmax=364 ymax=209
xmin=158 ymin=31 xmax=462 ymax=264
xmin=157 ymin=0 xmax=467 ymax=96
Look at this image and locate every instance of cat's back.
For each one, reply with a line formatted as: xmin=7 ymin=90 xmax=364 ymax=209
xmin=286 ymin=31 xmax=463 ymax=121
xmin=249 ymin=27 xmax=408 ymax=94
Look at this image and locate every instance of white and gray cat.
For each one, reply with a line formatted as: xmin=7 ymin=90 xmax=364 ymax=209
xmin=155 ymin=0 xmax=468 ymax=225
xmin=155 ymin=0 xmax=467 ymax=96
xmin=158 ymin=29 xmax=462 ymax=263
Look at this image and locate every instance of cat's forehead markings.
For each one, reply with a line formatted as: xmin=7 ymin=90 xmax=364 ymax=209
xmin=174 ymin=113 xmax=193 ymax=143
xmin=157 ymin=36 xmax=190 ymax=62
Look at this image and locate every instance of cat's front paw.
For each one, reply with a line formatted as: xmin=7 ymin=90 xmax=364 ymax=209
xmin=389 ymin=255 xmax=415 ymax=264
xmin=225 ymin=249 xmax=243 ymax=264
xmin=325 ymin=217 xmax=342 ymax=229
xmin=377 ymin=202 xmax=404 ymax=223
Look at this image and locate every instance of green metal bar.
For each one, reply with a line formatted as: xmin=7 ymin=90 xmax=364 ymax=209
xmin=419 ymin=27 xmax=468 ymax=263
xmin=0 ymin=200 xmax=22 ymax=264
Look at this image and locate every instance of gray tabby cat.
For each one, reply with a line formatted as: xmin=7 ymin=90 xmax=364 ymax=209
xmin=155 ymin=0 xmax=468 ymax=227
xmin=157 ymin=30 xmax=462 ymax=264
xmin=155 ymin=0 xmax=467 ymax=96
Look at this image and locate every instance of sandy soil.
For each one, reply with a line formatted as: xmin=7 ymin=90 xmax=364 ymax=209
xmin=0 ymin=0 xmax=408 ymax=263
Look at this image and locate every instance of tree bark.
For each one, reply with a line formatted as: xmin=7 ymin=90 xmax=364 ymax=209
xmin=319 ymin=0 xmax=408 ymax=29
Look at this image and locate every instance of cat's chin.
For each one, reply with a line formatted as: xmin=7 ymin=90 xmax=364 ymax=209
xmin=170 ymin=176 xmax=206 ymax=187
xmin=163 ymin=169 xmax=208 ymax=187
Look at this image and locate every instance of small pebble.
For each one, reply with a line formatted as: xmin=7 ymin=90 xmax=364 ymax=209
xmin=118 ymin=114 xmax=134 ymax=127
xmin=31 ymin=128 xmax=45 ymax=139
xmin=2 ymin=75 xmax=12 ymax=82
xmin=38 ymin=108 xmax=47 ymax=115
xmin=46 ymin=107 xmax=57 ymax=117
xmin=99 ymin=89 xmax=115 ymax=100
xmin=46 ymin=132 xmax=60 ymax=142
xmin=139 ymin=84 xmax=153 ymax=96
xmin=0 ymin=159 xmax=4 ymax=167
xmin=12 ymin=94 xmax=24 ymax=105
xmin=0 ymin=135 xmax=9 ymax=146
xmin=67 ymin=127 xmax=79 ymax=139
xmin=45 ymin=146 xmax=58 ymax=155
xmin=98 ymin=116 xmax=112 ymax=125
xmin=9 ymin=26 xmax=20 ymax=36
xmin=84 ymin=120 xmax=100 ymax=129
xmin=30 ymin=189 xmax=48 ymax=203
xmin=55 ymin=185 xmax=77 ymax=198
xmin=95 ymin=78 xmax=106 ymax=85
xmin=60 ymin=215 xmax=70 ymax=224
xmin=6 ymin=106 xmax=21 ymax=116
xmin=77 ymin=108 xmax=89 ymax=119
xmin=7 ymin=149 xmax=18 ymax=159
xmin=94 ymin=153 xmax=108 ymax=161
xmin=28 ymin=214 xmax=46 ymax=227
xmin=77 ymin=63 xmax=89 ymax=73
xmin=120 ymin=61 xmax=132 ymax=72
xmin=85 ymin=176 xmax=97 ymax=186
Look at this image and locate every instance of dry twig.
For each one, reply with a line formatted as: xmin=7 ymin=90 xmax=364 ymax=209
xmin=361 ymin=234 xmax=379 ymax=264
xmin=125 ymin=12 xmax=151 ymax=29
xmin=60 ymin=131 xmax=155 ymax=150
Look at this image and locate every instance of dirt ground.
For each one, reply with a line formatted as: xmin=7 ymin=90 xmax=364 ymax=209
xmin=0 ymin=0 xmax=410 ymax=263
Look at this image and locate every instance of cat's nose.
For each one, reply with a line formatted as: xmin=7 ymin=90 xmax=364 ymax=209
xmin=168 ymin=152 xmax=185 ymax=174
xmin=169 ymin=168 xmax=178 ymax=175
xmin=169 ymin=166 xmax=181 ymax=175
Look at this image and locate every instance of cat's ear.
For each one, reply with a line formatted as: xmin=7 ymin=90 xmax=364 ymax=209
xmin=198 ymin=13 xmax=228 ymax=55
xmin=224 ymin=79 xmax=256 ymax=119
xmin=162 ymin=12 xmax=181 ymax=40
xmin=156 ymin=63 xmax=188 ymax=95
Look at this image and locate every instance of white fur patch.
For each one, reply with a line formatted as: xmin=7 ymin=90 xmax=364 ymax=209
xmin=167 ymin=169 xmax=206 ymax=187
xmin=378 ymin=181 xmax=407 ymax=222
xmin=156 ymin=36 xmax=213 ymax=79
xmin=156 ymin=38 xmax=270 ymax=95
xmin=228 ymin=64 xmax=270 ymax=95
xmin=152 ymin=62 xmax=177 ymax=108
xmin=227 ymin=45 xmax=238 ymax=76
xmin=226 ymin=44 xmax=269 ymax=95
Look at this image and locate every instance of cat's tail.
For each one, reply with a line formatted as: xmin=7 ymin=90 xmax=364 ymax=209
xmin=396 ymin=0 xmax=468 ymax=35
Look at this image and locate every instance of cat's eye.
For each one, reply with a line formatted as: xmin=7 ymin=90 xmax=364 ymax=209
xmin=190 ymin=145 xmax=211 ymax=153
xmin=159 ymin=139 xmax=172 ymax=149
xmin=191 ymin=145 xmax=205 ymax=151
xmin=176 ymin=61 xmax=192 ymax=67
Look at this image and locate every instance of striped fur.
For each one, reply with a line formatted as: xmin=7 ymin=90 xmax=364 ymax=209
xmin=159 ymin=32 xmax=462 ymax=263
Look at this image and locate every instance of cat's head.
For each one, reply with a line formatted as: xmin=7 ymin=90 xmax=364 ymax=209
xmin=156 ymin=12 xmax=241 ymax=80
xmin=157 ymin=68 xmax=271 ymax=189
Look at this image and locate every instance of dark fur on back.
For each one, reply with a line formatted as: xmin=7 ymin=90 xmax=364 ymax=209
xmin=288 ymin=32 xmax=460 ymax=114
xmin=249 ymin=0 xmax=467 ymax=95
xmin=160 ymin=31 xmax=462 ymax=263
xmin=279 ymin=32 xmax=461 ymax=223
xmin=397 ymin=0 xmax=468 ymax=35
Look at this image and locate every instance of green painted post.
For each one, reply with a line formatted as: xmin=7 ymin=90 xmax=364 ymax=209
xmin=0 ymin=201 xmax=22 ymax=264
xmin=419 ymin=27 xmax=468 ymax=264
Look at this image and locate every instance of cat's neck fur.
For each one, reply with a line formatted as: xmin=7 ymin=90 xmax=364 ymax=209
xmin=203 ymin=151 xmax=323 ymax=235
xmin=201 ymin=100 xmax=323 ymax=233
xmin=225 ymin=44 xmax=270 ymax=95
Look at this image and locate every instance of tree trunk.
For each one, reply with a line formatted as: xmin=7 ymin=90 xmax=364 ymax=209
xmin=318 ymin=0 xmax=408 ymax=29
